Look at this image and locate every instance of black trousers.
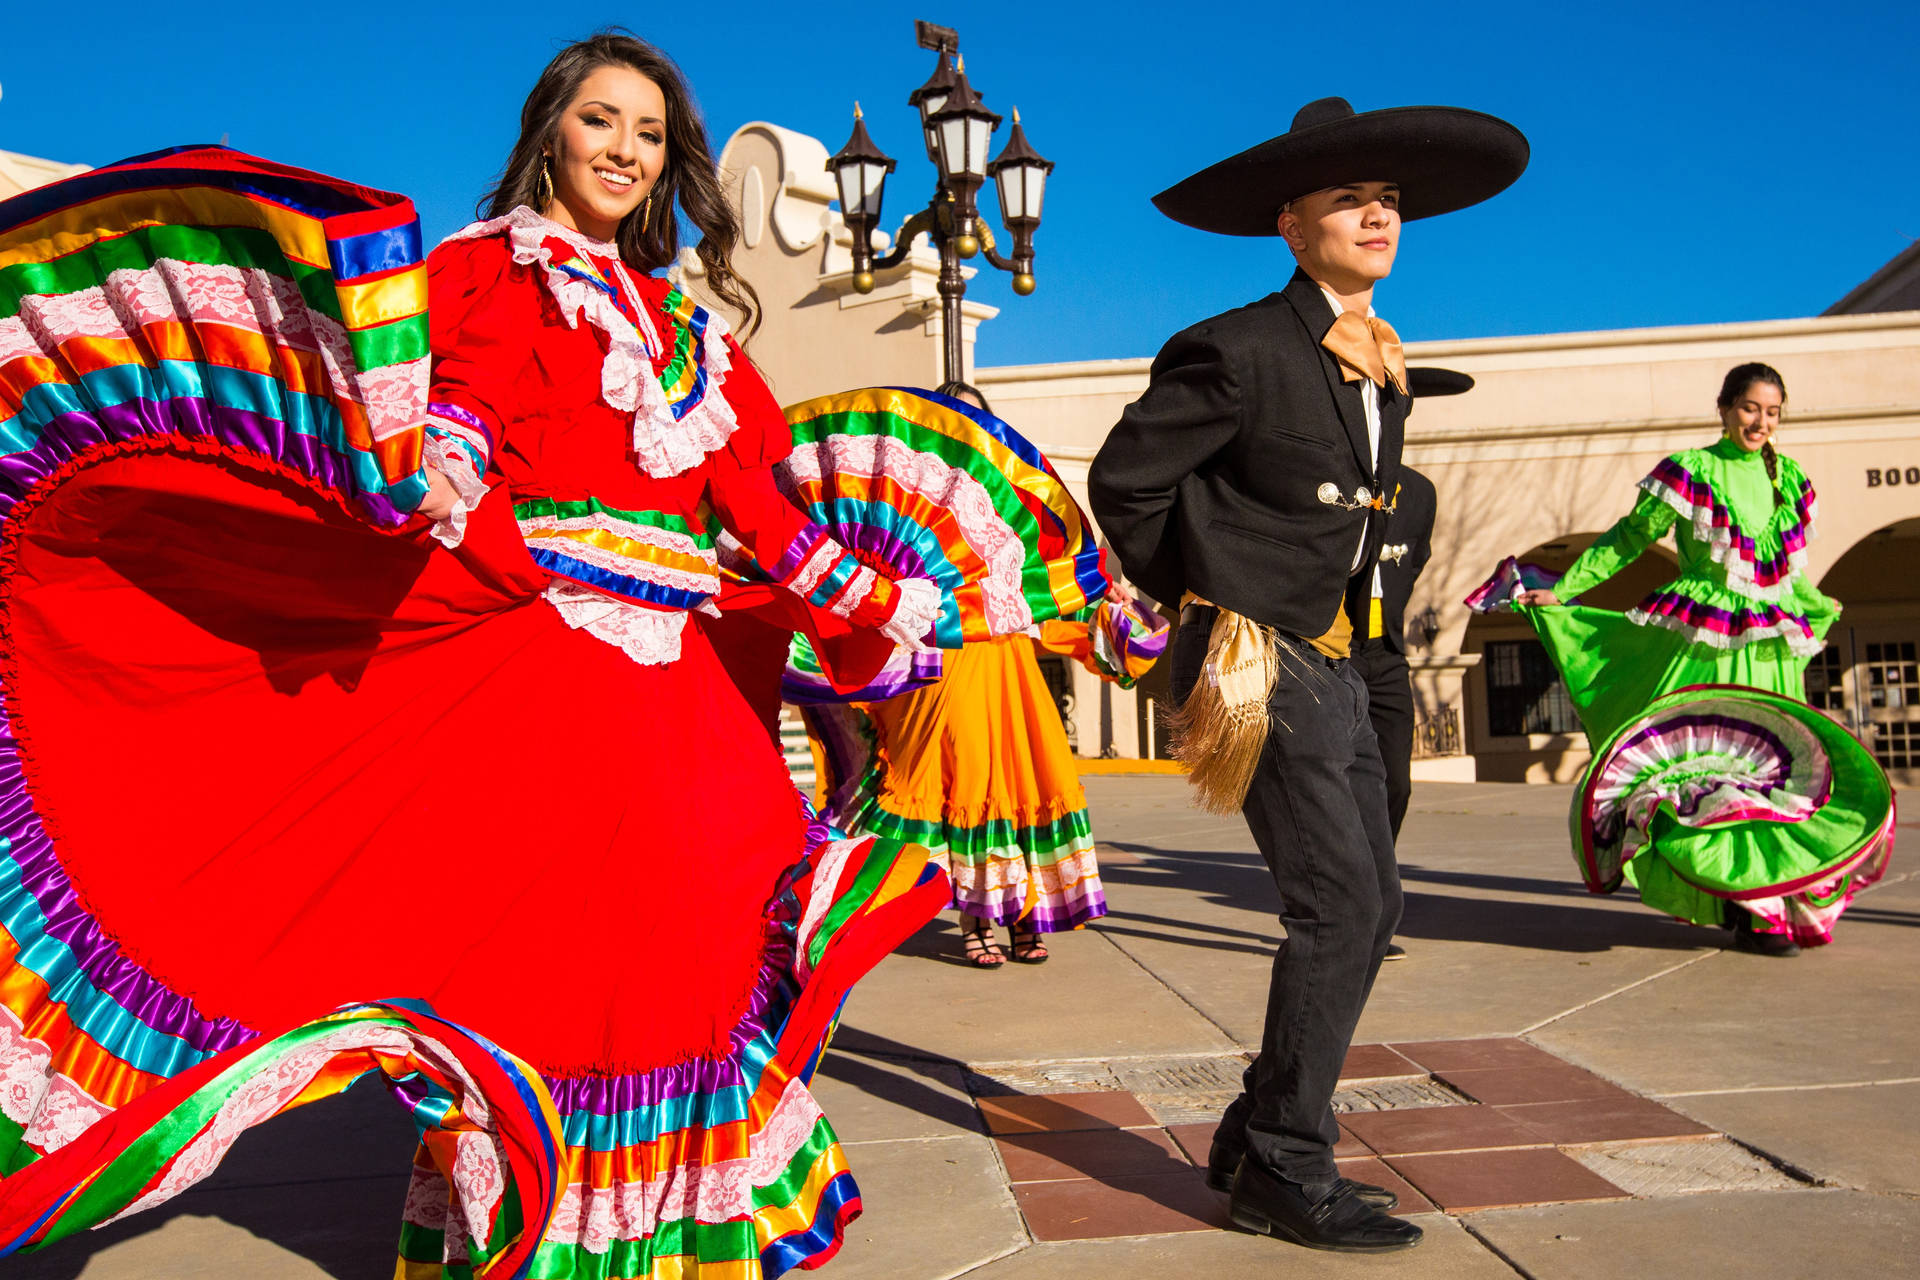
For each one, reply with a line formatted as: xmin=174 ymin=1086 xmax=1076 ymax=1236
xmin=1350 ymin=637 xmax=1414 ymax=840
xmin=1172 ymin=608 xmax=1401 ymax=1184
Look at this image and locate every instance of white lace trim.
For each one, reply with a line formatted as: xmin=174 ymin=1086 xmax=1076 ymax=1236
xmin=423 ymin=436 xmax=489 ymax=549
xmin=442 ymin=208 xmax=739 ymax=479
xmin=516 ymin=507 xmax=713 ymax=560
xmin=543 ymin=581 xmax=711 ymax=667
xmin=536 ymin=1075 xmax=828 ymax=1250
xmin=880 ymin=576 xmax=943 ymax=650
xmin=0 ymin=258 xmax=428 ymax=448
xmin=1639 ymin=472 xmax=1816 ymax=604
xmin=0 ymin=1005 xmax=112 ymax=1156
xmin=1625 ymin=604 xmax=1826 ymax=658
xmin=826 ymin=563 xmax=883 ymax=619
xmin=520 ymin=523 xmax=722 ymax=598
xmin=779 ymin=437 xmax=1036 ymax=633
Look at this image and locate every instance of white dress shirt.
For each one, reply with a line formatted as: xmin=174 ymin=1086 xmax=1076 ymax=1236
xmin=1319 ymin=285 xmax=1385 ymax=594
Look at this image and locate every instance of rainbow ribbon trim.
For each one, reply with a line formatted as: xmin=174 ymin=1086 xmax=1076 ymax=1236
xmin=0 ymin=144 xmax=434 ymax=523
xmin=778 ymin=387 xmax=1113 ymax=651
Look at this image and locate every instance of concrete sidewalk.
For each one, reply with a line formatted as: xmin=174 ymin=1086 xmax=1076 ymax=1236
xmin=13 ymin=778 xmax=1919 ymax=1278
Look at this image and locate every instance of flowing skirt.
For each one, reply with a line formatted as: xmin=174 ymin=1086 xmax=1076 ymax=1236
xmin=811 ymin=636 xmax=1105 ymax=933
xmin=1466 ymin=560 xmax=1892 ymax=946
xmin=0 ymin=445 xmax=948 ymax=1275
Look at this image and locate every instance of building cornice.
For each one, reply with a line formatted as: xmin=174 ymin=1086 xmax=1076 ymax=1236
xmin=979 ymin=310 xmax=1920 ymax=385
xmin=1409 ymin=401 xmax=1920 ymax=448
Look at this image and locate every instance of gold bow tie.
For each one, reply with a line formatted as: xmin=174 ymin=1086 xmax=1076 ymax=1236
xmin=1322 ymin=310 xmax=1406 ymax=394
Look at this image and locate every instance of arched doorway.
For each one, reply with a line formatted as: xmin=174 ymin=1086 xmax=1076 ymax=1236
xmin=1816 ymin=517 xmax=1920 ymax=786
xmin=1461 ymin=532 xmax=1678 ymax=782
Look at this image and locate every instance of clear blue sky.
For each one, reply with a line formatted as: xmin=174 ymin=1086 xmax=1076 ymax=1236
xmin=4 ymin=0 xmax=1916 ymax=367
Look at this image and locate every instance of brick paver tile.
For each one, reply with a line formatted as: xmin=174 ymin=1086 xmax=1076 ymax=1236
xmin=978 ymin=1090 xmax=1157 ymax=1135
xmin=1437 ymin=1063 xmax=1634 ymax=1106
xmin=1341 ymin=1104 xmax=1547 ymax=1157
xmin=1341 ymin=1043 xmax=1423 ymax=1082
xmin=1166 ymin=1121 xmax=1371 ymax=1165
xmin=997 ymin=1126 xmax=1191 ymax=1183
xmin=1336 ymin=1156 xmax=1435 ymax=1215
xmin=1496 ymin=1095 xmax=1716 ymax=1145
xmin=1387 ymin=1146 xmax=1628 ymax=1212
xmin=1388 ymin=1038 xmax=1565 ymax=1072
xmin=1014 ymin=1169 xmax=1231 ymax=1241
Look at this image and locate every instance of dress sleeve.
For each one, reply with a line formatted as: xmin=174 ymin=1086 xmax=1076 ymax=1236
xmin=1554 ymin=487 xmax=1679 ymax=601
xmin=1033 ymin=596 xmax=1171 ymax=687
xmin=704 ymin=342 xmax=938 ymax=645
xmin=421 ymin=239 xmax=536 ymax=545
xmin=1088 ymin=327 xmax=1241 ymax=602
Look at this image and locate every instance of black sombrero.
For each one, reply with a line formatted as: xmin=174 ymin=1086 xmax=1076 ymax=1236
xmin=1153 ymin=97 xmax=1529 ymax=236
xmin=1408 ymin=367 xmax=1475 ymax=399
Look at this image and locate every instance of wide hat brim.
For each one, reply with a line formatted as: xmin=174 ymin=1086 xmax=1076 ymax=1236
xmin=1408 ymin=367 xmax=1475 ymax=399
xmin=1153 ymin=105 xmax=1529 ymax=236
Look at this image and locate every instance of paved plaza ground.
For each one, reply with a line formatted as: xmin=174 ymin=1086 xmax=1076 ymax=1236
xmin=12 ymin=776 xmax=1919 ymax=1278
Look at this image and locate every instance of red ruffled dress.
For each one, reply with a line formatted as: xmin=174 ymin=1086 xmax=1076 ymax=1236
xmin=0 ymin=196 xmax=947 ymax=1278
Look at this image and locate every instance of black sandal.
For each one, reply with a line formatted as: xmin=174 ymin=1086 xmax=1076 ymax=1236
xmin=1010 ymin=927 xmax=1049 ymax=964
xmin=961 ymin=920 xmax=1008 ymax=969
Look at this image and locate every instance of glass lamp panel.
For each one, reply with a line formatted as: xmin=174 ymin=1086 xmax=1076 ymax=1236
xmin=937 ymin=116 xmax=969 ymax=178
xmin=858 ymin=162 xmax=889 ymax=217
xmin=1022 ymin=164 xmax=1047 ymax=220
xmin=917 ymin=90 xmax=948 ymax=126
xmin=965 ymin=119 xmax=993 ymax=176
xmin=833 ymin=163 xmax=861 ymax=216
xmin=995 ymin=166 xmax=1025 ymax=223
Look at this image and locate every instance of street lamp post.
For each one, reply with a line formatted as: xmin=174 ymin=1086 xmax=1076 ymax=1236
xmin=825 ymin=20 xmax=1054 ymax=391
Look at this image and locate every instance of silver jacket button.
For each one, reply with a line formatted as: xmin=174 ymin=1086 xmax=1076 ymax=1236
xmin=1317 ymin=482 xmax=1340 ymax=504
xmin=1355 ymin=486 xmax=1373 ymax=506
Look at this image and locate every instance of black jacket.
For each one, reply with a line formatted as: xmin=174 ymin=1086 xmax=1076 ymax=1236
xmin=1374 ymin=465 xmax=1435 ymax=655
xmin=1089 ymin=270 xmax=1406 ymax=639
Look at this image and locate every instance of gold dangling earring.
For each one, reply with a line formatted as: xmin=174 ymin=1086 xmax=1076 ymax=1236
xmin=536 ymin=157 xmax=553 ymax=210
xmin=641 ymin=192 xmax=652 ymax=234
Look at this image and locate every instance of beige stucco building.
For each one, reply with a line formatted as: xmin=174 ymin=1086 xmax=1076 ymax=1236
xmin=693 ymin=122 xmax=1920 ymax=786
xmin=0 ymin=149 xmax=88 ymax=200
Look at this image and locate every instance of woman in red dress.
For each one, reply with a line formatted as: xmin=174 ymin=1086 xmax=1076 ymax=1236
xmin=0 ymin=32 xmax=948 ymax=1279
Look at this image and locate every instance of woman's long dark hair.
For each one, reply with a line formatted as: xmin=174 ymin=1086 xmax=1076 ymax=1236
xmin=1717 ymin=362 xmax=1788 ymax=507
xmin=481 ymin=32 xmax=759 ymax=336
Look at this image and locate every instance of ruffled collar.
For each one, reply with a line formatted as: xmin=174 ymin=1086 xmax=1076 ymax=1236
xmin=1709 ymin=434 xmax=1767 ymax=466
xmin=442 ymin=206 xmax=739 ymax=479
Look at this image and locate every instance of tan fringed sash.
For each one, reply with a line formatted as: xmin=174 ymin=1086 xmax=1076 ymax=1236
xmin=1169 ymin=595 xmax=1354 ymax=814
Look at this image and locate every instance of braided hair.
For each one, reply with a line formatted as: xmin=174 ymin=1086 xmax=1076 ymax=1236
xmin=1717 ymin=362 xmax=1788 ymax=508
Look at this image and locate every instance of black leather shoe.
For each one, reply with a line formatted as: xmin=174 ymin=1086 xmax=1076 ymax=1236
xmin=1228 ymin=1158 xmax=1422 ymax=1252
xmin=1382 ymin=942 xmax=1408 ymax=961
xmin=1728 ymin=908 xmax=1800 ymax=957
xmin=1206 ymin=1150 xmax=1397 ymax=1208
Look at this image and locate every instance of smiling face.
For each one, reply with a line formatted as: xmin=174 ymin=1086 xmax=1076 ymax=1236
xmin=543 ymin=64 xmax=667 ymax=242
xmin=1720 ymin=378 xmax=1783 ymax=453
xmin=1277 ymin=182 xmax=1401 ymax=293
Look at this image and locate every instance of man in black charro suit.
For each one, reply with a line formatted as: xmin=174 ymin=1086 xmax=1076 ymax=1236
xmin=1090 ymin=99 xmax=1525 ymax=1253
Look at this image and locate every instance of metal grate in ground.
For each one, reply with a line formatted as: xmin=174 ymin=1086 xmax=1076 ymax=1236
xmin=1567 ymin=1137 xmax=1801 ymax=1196
xmin=1333 ymin=1076 xmax=1475 ymax=1112
xmin=964 ymin=1052 xmax=1470 ymax=1120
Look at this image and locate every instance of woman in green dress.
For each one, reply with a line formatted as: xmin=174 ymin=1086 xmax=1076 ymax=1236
xmin=1471 ymin=363 xmax=1893 ymax=956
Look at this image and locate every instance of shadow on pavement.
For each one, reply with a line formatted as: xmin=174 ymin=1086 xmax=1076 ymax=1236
xmin=815 ymin=1034 xmax=984 ymax=1136
xmin=1095 ymin=844 xmax=1714 ymax=954
xmin=7 ymin=1081 xmax=418 ymax=1279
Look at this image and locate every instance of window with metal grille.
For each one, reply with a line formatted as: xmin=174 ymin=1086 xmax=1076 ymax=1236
xmin=1873 ymin=719 xmax=1919 ymax=770
xmin=1805 ymin=644 xmax=1846 ymax=712
xmin=1483 ymin=639 xmax=1581 ymax=736
xmin=1864 ymin=642 xmax=1919 ymax=711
